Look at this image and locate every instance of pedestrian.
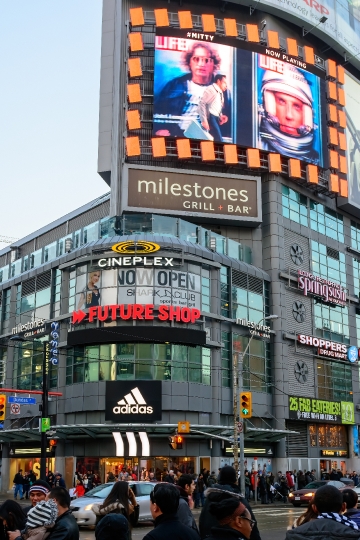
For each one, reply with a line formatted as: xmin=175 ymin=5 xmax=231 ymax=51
xmin=107 ymin=472 xmax=115 ymax=482
xmin=311 ymin=469 xmax=317 ymax=481
xmin=285 ymin=484 xmax=359 ymax=540
xmin=199 ymin=466 xmax=260 ymax=540
xmin=193 ymin=475 xmax=200 ymax=509
xmin=208 ymin=472 xmax=217 ymax=488
xmin=9 ymin=498 xmax=58 ymax=540
xmin=87 ymin=471 xmax=94 ymax=492
xmin=286 ymin=472 xmax=294 ymax=492
xmin=13 ymin=470 xmax=25 ymax=501
xmin=47 ymin=487 xmax=79 ymax=540
xmin=205 ymin=492 xmax=254 ymax=540
xmin=305 ymin=471 xmax=313 ymax=485
xmin=0 ymin=501 xmax=26 ymax=540
xmin=54 ymin=474 xmax=66 ymax=489
xmin=343 ymin=488 xmax=360 ymax=527
xmin=266 ymin=473 xmax=274 ymax=504
xmin=95 ymin=514 xmax=129 ymax=540
xmin=279 ymin=475 xmax=289 ymax=503
xmin=148 ymin=473 xmax=156 ymax=483
xmin=73 ymin=480 xmax=85 ymax=499
xmin=297 ymin=471 xmax=306 ymax=490
xmin=329 ymin=469 xmax=339 ymax=481
xmin=46 ymin=472 xmax=55 ymax=489
xmin=289 ymin=501 xmax=318 ymax=528
xmin=163 ymin=470 xmax=175 ymax=484
xmin=22 ymin=481 xmax=52 ymax=515
xmin=258 ymin=473 xmax=267 ymax=505
xmin=198 ymin=474 xmax=205 ymax=507
xmin=23 ymin=474 xmax=30 ymax=500
xmin=244 ymin=472 xmax=251 ymax=501
xmin=92 ymin=481 xmax=138 ymax=529
xmin=175 ymin=474 xmax=199 ymax=534
xmin=142 ymin=483 xmax=199 ymax=540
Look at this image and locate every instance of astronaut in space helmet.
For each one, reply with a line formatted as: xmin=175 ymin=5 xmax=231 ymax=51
xmin=259 ymin=63 xmax=319 ymax=163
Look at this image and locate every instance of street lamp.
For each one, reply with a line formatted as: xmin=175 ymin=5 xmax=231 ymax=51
xmin=233 ymin=314 xmax=278 ymax=496
xmin=10 ymin=335 xmax=49 ymax=481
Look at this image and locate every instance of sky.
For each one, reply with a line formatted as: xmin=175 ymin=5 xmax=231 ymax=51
xmin=0 ymin=1 xmax=108 ymax=247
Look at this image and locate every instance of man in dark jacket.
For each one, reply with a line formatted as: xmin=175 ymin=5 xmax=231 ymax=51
xmin=285 ymin=484 xmax=360 ymax=540
xmin=142 ymin=483 xmax=199 ymax=540
xmin=13 ymin=469 xmax=24 ymax=500
xmin=48 ymin=486 xmax=79 ymax=540
xmin=297 ymin=471 xmax=306 ymax=490
xmin=343 ymin=488 xmax=360 ymax=528
xmin=199 ymin=465 xmax=261 ymax=540
xmin=176 ymin=474 xmax=199 ymax=535
xmin=54 ymin=473 xmax=66 ymax=488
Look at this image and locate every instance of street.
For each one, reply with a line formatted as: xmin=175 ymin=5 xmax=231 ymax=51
xmin=79 ymin=504 xmax=303 ymax=540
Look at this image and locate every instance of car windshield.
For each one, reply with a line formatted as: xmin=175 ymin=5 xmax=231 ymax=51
xmin=84 ymin=483 xmax=114 ymax=498
xmin=304 ymin=481 xmax=326 ymax=489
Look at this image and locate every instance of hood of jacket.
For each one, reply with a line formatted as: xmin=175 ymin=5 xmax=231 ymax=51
xmin=92 ymin=501 xmax=125 ymax=516
xmin=204 ymin=486 xmax=242 ymax=499
xmin=175 ymin=485 xmax=189 ymax=500
xmin=286 ymin=518 xmax=360 ymax=540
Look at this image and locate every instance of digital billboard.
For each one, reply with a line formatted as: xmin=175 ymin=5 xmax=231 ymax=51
xmin=153 ymin=29 xmax=327 ymax=167
xmin=345 ymin=72 xmax=360 ymax=210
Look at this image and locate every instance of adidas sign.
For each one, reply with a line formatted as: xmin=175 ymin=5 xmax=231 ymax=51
xmin=113 ymin=387 xmax=153 ymax=415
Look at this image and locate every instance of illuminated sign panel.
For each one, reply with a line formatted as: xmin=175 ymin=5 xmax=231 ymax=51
xmin=125 ymin=167 xmax=261 ymax=224
xmin=289 ymin=395 xmax=355 ymax=424
xmin=297 ymin=334 xmax=352 ymax=361
xmin=71 ymin=304 xmax=201 ymax=325
xmin=152 ymin=28 xmax=327 ymax=167
xmin=297 ymin=270 xmax=346 ymax=306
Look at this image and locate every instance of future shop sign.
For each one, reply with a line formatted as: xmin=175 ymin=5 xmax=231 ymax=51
xmin=298 ymin=270 xmax=346 ymax=306
xmin=298 ymin=334 xmax=359 ymax=362
xmin=72 ymin=304 xmax=201 ymax=325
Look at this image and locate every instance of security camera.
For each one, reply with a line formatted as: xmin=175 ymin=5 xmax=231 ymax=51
xmin=261 ymin=19 xmax=267 ymax=29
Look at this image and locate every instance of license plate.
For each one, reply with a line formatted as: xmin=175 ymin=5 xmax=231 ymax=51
xmin=295 ymin=497 xmax=300 ymax=500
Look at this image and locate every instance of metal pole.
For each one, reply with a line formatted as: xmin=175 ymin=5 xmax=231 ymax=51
xmin=40 ymin=342 xmax=49 ymax=481
xmin=238 ymin=352 xmax=245 ymax=497
xmin=233 ymin=352 xmax=239 ymax=474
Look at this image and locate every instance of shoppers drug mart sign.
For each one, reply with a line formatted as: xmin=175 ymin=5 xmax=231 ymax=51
xmin=297 ymin=270 xmax=346 ymax=306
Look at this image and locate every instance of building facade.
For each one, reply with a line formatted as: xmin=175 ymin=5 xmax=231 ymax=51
xmin=1 ymin=0 xmax=360 ymax=489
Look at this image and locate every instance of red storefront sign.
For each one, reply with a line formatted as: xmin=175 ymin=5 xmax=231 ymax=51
xmin=72 ymin=304 xmax=201 ymax=325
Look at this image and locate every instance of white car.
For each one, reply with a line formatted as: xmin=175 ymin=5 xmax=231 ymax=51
xmin=70 ymin=481 xmax=156 ymax=527
xmin=352 ymin=484 xmax=360 ymax=504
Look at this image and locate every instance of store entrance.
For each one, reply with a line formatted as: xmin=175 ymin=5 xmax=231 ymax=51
xmin=9 ymin=457 xmax=55 ymax=490
xmin=320 ymin=459 xmax=346 ymax=476
xmin=98 ymin=457 xmax=196 ymax=482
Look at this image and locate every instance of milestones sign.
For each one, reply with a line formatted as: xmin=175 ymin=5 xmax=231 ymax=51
xmin=124 ymin=167 xmax=261 ymax=224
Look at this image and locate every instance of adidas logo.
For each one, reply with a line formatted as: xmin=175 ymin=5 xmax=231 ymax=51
xmin=113 ymin=387 xmax=153 ymax=415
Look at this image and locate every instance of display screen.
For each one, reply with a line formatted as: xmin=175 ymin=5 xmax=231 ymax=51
xmin=153 ymin=29 xmax=328 ymax=167
xmin=345 ymin=72 xmax=360 ymax=209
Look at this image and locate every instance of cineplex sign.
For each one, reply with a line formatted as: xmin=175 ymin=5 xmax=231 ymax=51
xmin=289 ymin=396 xmax=355 ymax=425
xmin=298 ymin=271 xmax=346 ymax=306
xmin=72 ymin=304 xmax=201 ymax=324
xmin=297 ymin=334 xmax=359 ymax=361
xmin=123 ymin=166 xmax=261 ymax=224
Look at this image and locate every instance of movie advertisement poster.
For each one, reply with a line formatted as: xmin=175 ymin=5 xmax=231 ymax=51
xmin=153 ymin=28 xmax=327 ymax=167
xmin=345 ymin=71 xmax=360 ymax=209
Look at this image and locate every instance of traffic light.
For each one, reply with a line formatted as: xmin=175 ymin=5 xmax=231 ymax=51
xmin=240 ymin=392 xmax=252 ymax=418
xmin=175 ymin=435 xmax=183 ymax=449
xmin=0 ymin=394 xmax=6 ymax=425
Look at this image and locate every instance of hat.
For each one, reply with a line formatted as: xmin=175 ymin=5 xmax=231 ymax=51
xmin=95 ymin=514 xmax=129 ymax=540
xmin=169 ymin=470 xmax=174 ymax=474
xmin=218 ymin=466 xmax=237 ymax=485
xmin=29 ymin=480 xmax=51 ymax=495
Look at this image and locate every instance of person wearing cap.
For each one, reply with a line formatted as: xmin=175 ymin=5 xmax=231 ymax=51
xmin=54 ymin=474 xmax=66 ymax=489
xmin=20 ymin=481 xmax=52 ymax=516
xmin=199 ymin=466 xmax=260 ymax=540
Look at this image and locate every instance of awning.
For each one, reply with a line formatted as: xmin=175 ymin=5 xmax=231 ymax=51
xmin=0 ymin=423 xmax=298 ymax=443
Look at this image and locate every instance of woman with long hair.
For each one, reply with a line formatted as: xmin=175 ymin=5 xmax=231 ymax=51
xmin=289 ymin=500 xmax=317 ymax=529
xmin=92 ymin=481 xmax=138 ymax=535
xmin=0 ymin=501 xmax=26 ymax=540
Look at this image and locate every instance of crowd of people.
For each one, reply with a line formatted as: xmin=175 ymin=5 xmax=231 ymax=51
xmin=5 ymin=465 xmax=360 ymax=540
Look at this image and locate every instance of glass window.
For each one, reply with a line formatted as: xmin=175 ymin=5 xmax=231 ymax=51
xmin=65 ymin=343 xmax=211 ymax=385
xmin=314 ymin=302 xmax=349 ymax=344
xmin=21 ymin=294 xmax=35 ymax=313
xmin=30 ymin=249 xmax=43 ymax=269
xmin=310 ymin=203 xmax=344 ymax=242
xmin=36 ymin=288 xmax=51 ymax=308
xmin=351 ymin=222 xmax=360 ymax=251
xmin=317 ymin=359 xmax=353 ymax=401
xmin=44 ymin=242 xmax=57 ymax=263
xmin=152 ymin=215 xmax=177 ymax=237
xmin=233 ymin=333 xmax=271 ymax=393
xmin=0 ymin=266 xmax=9 ymax=283
xmin=220 ymin=267 xmax=230 ymax=317
xmin=100 ymin=217 xmax=116 ymax=239
xmin=311 ymin=241 xmax=346 ymax=285
xmin=14 ymin=340 xmax=58 ymax=391
xmin=10 ymin=259 xmax=22 ymax=278
xmin=83 ymin=222 xmax=99 ymax=244
xmin=281 ymin=185 xmax=308 ymax=226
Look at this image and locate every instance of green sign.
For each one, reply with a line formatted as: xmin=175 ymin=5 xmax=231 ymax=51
xmin=289 ymin=396 xmax=354 ymax=425
xmin=40 ymin=418 xmax=51 ymax=433
xmin=341 ymin=402 xmax=355 ymax=424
